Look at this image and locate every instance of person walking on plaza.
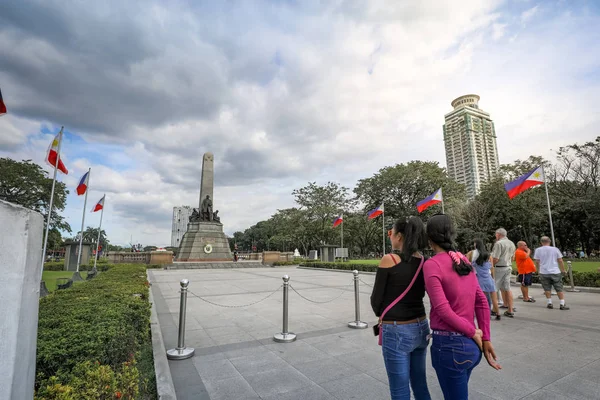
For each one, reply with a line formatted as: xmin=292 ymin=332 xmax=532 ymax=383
xmin=424 ymin=215 xmax=501 ymax=400
xmin=371 ymin=216 xmax=431 ymax=400
xmin=468 ymin=239 xmax=501 ymax=320
xmin=534 ymin=236 xmax=570 ymax=310
xmin=515 ymin=241 xmax=536 ymax=303
xmin=491 ymin=228 xmax=516 ymax=318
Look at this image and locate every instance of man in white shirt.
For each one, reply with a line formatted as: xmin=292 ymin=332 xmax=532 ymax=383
xmin=491 ymin=228 xmax=516 ymax=317
xmin=533 ymin=236 xmax=569 ymax=310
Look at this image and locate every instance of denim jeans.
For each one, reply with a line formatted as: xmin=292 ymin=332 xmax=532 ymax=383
xmin=431 ymin=334 xmax=482 ymax=400
xmin=381 ymin=319 xmax=431 ymax=400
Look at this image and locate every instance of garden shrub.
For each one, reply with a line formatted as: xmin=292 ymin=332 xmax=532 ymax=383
xmin=43 ymin=262 xmax=65 ymax=271
xmin=272 ymin=261 xmax=299 ymax=266
xmin=300 ymin=262 xmax=378 ymax=273
xmin=35 ymin=264 xmax=156 ymax=399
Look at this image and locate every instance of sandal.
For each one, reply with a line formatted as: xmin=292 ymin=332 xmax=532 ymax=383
xmin=523 ymin=298 xmax=536 ymax=303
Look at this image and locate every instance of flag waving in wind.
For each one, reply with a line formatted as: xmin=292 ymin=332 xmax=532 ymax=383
xmin=76 ymin=171 xmax=90 ymax=195
xmin=417 ymin=188 xmax=443 ymax=213
xmin=92 ymin=195 xmax=105 ymax=212
xmin=46 ymin=132 xmax=68 ymax=174
xmin=0 ymin=87 xmax=7 ymax=116
xmin=504 ymin=167 xmax=544 ymax=199
xmin=368 ymin=204 xmax=384 ymax=219
xmin=332 ymin=215 xmax=343 ymax=228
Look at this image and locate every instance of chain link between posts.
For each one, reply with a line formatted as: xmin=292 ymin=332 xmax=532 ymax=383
xmin=358 ymin=278 xmax=374 ymax=288
xmin=288 ymin=282 xmax=353 ymax=304
xmin=188 ymin=285 xmax=282 ymax=308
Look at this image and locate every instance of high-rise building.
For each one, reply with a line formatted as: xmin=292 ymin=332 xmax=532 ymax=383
xmin=443 ymin=94 xmax=499 ymax=199
xmin=171 ymin=206 xmax=193 ymax=247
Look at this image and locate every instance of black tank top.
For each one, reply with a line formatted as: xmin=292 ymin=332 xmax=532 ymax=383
xmin=370 ymin=255 xmax=427 ymax=321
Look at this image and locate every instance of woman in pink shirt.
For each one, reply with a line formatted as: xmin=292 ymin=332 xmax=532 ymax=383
xmin=424 ymin=215 xmax=501 ymax=399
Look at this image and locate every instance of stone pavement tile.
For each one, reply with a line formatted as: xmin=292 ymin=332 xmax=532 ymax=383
xmin=223 ymin=342 xmax=267 ymax=359
xmin=487 ymin=358 xmax=566 ymax=388
xmin=229 ymin=350 xmax=289 ymax=376
xmin=321 ymin=373 xmax=391 ymax=400
xmin=468 ymin=367 xmax=545 ymax=400
xmin=211 ymin=332 xmax=256 ymax=346
xmin=260 ymin=384 xmax=336 ymax=400
xmin=521 ymin=388 xmax=579 ymax=399
xmin=191 ymin=357 xmax=241 ymax=383
xmin=185 ymin=330 xmax=217 ymax=349
xmin=293 ymin=357 xmax=362 ymax=384
xmin=310 ymin=337 xmax=363 ymax=357
xmin=544 ymin=375 xmax=600 ymax=400
xmin=193 ymin=316 xmax=237 ymax=329
xmin=337 ymin=348 xmax=385 ymax=373
xmin=205 ymin=325 xmax=248 ymax=337
xmin=203 ymin=375 xmax=260 ymax=400
xmin=364 ymin=367 xmax=389 ymax=385
xmin=570 ymin=359 xmax=600 ymax=383
xmin=268 ymin=340 xmax=330 ymax=364
xmin=507 ymin=346 xmax=590 ymax=374
xmin=469 ymin=390 xmax=497 ymax=400
xmin=244 ymin=364 xmax=314 ymax=398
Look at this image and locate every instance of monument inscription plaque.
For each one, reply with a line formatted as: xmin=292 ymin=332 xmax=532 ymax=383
xmin=176 ymin=152 xmax=233 ymax=261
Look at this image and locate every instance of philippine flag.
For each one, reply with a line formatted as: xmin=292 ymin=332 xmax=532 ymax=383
xmin=332 ymin=215 xmax=343 ymax=228
xmin=504 ymin=167 xmax=545 ymax=199
xmin=0 ymin=87 xmax=7 ymax=116
xmin=367 ymin=204 xmax=384 ymax=220
xmin=417 ymin=188 xmax=443 ymax=213
xmin=76 ymin=171 xmax=90 ymax=195
xmin=46 ymin=132 xmax=68 ymax=174
xmin=92 ymin=195 xmax=105 ymax=212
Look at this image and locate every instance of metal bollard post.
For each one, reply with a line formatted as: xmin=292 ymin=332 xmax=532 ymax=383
xmin=348 ymin=270 xmax=368 ymax=329
xmin=566 ymin=261 xmax=580 ymax=292
xmin=167 ymin=279 xmax=195 ymax=360
xmin=274 ymin=275 xmax=297 ymax=343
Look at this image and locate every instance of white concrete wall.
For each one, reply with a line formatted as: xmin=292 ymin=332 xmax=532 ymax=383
xmin=0 ymin=200 xmax=44 ymax=400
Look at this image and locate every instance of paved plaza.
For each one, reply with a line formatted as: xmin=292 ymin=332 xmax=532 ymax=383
xmin=149 ymin=267 xmax=600 ymax=400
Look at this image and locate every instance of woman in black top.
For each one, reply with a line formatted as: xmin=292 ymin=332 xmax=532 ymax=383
xmin=371 ymin=216 xmax=431 ymax=400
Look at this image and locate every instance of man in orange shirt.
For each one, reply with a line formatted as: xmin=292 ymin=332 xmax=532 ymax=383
xmin=514 ymin=241 xmax=537 ymax=302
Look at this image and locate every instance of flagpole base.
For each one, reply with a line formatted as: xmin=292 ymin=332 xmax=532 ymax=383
xmin=273 ymin=332 xmax=297 ymax=343
xmin=72 ymin=271 xmax=84 ymax=282
xmin=40 ymin=281 xmax=50 ymax=297
xmin=166 ymin=347 xmax=195 ymax=360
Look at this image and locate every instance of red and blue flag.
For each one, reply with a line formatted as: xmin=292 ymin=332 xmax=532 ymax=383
xmin=417 ymin=188 xmax=443 ymax=213
xmin=332 ymin=215 xmax=343 ymax=228
xmin=76 ymin=171 xmax=90 ymax=195
xmin=0 ymin=87 xmax=6 ymax=115
xmin=92 ymin=195 xmax=105 ymax=212
xmin=367 ymin=204 xmax=384 ymax=220
xmin=504 ymin=167 xmax=544 ymax=199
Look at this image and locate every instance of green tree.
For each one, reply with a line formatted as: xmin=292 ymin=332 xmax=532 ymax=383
xmin=0 ymin=158 xmax=71 ymax=233
xmin=354 ymin=161 xmax=466 ymax=220
xmin=77 ymin=226 xmax=109 ymax=250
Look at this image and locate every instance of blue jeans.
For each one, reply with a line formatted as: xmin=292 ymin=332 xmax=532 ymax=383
xmin=381 ymin=319 xmax=431 ymax=400
xmin=431 ymin=334 xmax=482 ymax=400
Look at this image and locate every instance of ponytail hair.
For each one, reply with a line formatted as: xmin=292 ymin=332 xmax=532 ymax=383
xmin=426 ymin=214 xmax=472 ymax=276
xmin=393 ymin=216 xmax=427 ymax=262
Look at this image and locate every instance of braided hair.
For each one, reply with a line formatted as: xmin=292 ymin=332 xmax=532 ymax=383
xmin=426 ymin=214 xmax=472 ymax=276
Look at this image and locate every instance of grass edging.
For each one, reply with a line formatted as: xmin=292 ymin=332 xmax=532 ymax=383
xmin=146 ymin=271 xmax=177 ymax=400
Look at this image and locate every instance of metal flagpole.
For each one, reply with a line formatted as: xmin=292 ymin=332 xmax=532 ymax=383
xmin=382 ymin=202 xmax=385 ymax=256
xmin=340 ymin=214 xmax=344 ymax=250
xmin=441 ymin=188 xmax=445 ymax=214
xmin=94 ymin=195 xmax=105 ymax=270
xmin=41 ymin=126 xmax=64 ymax=279
xmin=75 ymin=168 xmax=91 ymax=278
xmin=542 ymin=166 xmax=556 ymax=246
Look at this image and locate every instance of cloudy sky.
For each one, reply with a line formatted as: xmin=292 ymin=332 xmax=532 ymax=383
xmin=1 ymin=0 xmax=599 ymax=246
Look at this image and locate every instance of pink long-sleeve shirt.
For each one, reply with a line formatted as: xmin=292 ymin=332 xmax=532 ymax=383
xmin=424 ymin=252 xmax=491 ymax=341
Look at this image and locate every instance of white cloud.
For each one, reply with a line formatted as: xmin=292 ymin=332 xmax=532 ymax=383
xmin=1 ymin=1 xmax=600 ymax=247
xmin=521 ymin=5 xmax=539 ymax=24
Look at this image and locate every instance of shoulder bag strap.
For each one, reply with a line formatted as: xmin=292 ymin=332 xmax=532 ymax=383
xmin=379 ymin=256 xmax=425 ymax=323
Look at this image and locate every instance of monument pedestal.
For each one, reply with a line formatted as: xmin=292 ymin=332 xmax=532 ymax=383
xmin=176 ymin=221 xmax=233 ymax=262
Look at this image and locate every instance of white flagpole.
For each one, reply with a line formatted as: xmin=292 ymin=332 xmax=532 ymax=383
xmin=542 ymin=166 xmax=556 ymax=246
xmin=76 ymin=168 xmax=91 ymax=274
xmin=340 ymin=215 xmax=344 ymax=250
xmin=441 ymin=188 xmax=445 ymax=214
xmin=93 ymin=195 xmax=105 ymax=270
xmin=41 ymin=126 xmax=64 ymax=279
xmin=382 ymin=202 xmax=385 ymax=256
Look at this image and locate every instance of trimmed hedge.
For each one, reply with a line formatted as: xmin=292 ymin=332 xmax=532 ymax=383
xmin=35 ymin=264 xmax=156 ymax=399
xmin=300 ymin=262 xmax=378 ymax=273
xmin=272 ymin=261 xmax=300 ymax=266
xmin=519 ymin=271 xmax=600 ymax=288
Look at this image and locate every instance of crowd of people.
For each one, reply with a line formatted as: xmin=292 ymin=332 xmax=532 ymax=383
xmin=370 ymin=214 xmax=569 ymax=400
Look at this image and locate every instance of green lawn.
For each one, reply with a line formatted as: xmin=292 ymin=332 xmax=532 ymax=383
xmin=347 ymin=259 xmax=599 ymax=272
xmin=42 ymin=271 xmax=88 ymax=292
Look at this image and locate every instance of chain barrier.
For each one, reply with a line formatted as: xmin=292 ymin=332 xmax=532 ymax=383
xmin=288 ymin=282 xmax=352 ymax=304
xmin=188 ymin=285 xmax=282 ymax=308
xmin=358 ymin=278 xmax=374 ymax=288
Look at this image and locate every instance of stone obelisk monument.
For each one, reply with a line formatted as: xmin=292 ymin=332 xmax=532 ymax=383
xmin=176 ymin=152 xmax=233 ymax=261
